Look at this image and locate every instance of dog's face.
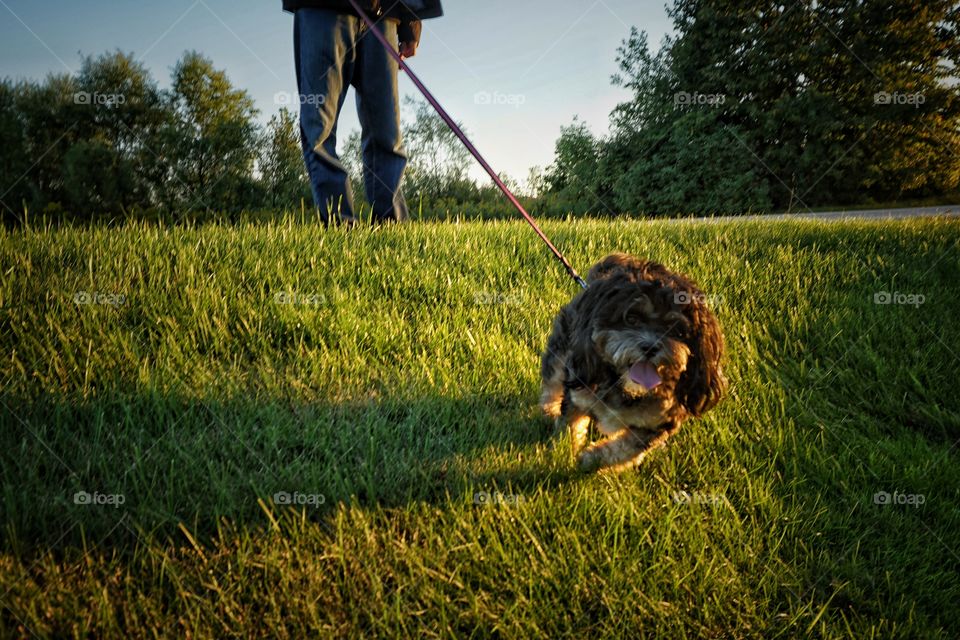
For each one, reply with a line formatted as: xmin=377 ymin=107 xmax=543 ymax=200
xmin=589 ymin=285 xmax=693 ymax=401
xmin=564 ymin=253 xmax=725 ymax=422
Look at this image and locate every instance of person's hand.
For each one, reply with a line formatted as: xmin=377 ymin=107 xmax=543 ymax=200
xmin=399 ymin=41 xmax=417 ymax=59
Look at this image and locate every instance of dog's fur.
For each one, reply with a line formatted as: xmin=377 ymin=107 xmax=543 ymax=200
xmin=540 ymin=253 xmax=726 ymax=472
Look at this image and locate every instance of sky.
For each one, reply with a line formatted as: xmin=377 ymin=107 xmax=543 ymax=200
xmin=0 ymin=0 xmax=674 ymax=185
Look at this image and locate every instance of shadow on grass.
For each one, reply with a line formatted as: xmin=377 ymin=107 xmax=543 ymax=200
xmin=0 ymin=389 xmax=571 ymax=551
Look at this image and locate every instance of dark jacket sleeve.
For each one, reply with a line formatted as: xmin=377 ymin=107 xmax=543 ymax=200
xmin=283 ymin=0 xmax=443 ymax=20
xmin=394 ymin=0 xmax=443 ymax=20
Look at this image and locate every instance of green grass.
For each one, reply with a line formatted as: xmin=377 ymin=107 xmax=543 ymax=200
xmin=1 ymin=216 xmax=958 ymax=638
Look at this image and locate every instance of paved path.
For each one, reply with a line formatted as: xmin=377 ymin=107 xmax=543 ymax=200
xmin=688 ymin=204 xmax=960 ymax=222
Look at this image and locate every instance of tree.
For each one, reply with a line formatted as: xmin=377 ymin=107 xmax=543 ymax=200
xmin=0 ymin=80 xmax=33 ymax=224
xmin=567 ymin=0 xmax=960 ymax=216
xmin=613 ymin=110 xmax=772 ymax=215
xmin=73 ymin=50 xmax=167 ymax=157
xmin=64 ymin=50 xmax=167 ymax=217
xmin=815 ymin=0 xmax=960 ymax=201
xmin=61 ymin=139 xmax=138 ymax=218
xmin=164 ymin=51 xmax=259 ymax=214
xmin=12 ymin=73 xmax=80 ymax=216
xmin=543 ymin=118 xmax=604 ymax=214
xmin=400 ymin=96 xmax=473 ymax=200
xmin=258 ymin=108 xmax=309 ymax=209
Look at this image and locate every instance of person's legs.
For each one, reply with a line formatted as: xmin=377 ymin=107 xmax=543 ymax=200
xmin=353 ymin=20 xmax=409 ymax=223
xmin=294 ymin=8 xmax=358 ymax=224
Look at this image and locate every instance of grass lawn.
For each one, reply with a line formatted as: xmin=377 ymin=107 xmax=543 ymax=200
xmin=1 ymin=216 xmax=958 ymax=638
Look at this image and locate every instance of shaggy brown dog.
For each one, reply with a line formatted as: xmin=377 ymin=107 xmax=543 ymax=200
xmin=540 ymin=253 xmax=726 ymax=472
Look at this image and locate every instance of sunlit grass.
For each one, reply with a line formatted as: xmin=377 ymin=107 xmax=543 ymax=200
xmin=1 ymin=216 xmax=958 ymax=637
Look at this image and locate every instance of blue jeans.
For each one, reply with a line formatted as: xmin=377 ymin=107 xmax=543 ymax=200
xmin=294 ymin=8 xmax=409 ymax=223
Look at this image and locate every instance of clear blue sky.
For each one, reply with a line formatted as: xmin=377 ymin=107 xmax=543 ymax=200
xmin=0 ymin=0 xmax=672 ymax=184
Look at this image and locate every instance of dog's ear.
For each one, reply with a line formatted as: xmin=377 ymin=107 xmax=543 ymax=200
xmin=675 ymin=293 xmax=726 ymax=416
xmin=563 ymin=318 xmax=605 ymax=390
xmin=565 ymin=296 xmax=604 ymax=389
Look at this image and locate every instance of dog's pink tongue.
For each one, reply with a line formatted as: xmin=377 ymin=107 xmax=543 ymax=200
xmin=629 ymin=362 xmax=661 ymax=390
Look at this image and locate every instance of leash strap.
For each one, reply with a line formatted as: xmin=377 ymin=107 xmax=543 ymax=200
xmin=343 ymin=0 xmax=587 ymax=289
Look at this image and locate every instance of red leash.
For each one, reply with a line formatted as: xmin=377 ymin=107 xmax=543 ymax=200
xmin=344 ymin=0 xmax=587 ymax=289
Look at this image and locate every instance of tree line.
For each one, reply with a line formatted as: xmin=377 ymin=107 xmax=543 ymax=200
xmin=0 ymin=49 xmax=516 ymax=225
xmin=1 ymin=0 xmax=958 ymax=224
xmin=0 ymin=50 xmax=289 ymax=224
xmin=545 ymin=0 xmax=960 ymax=215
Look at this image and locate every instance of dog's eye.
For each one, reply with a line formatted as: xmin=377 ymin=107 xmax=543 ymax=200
xmin=625 ymin=313 xmax=643 ymax=326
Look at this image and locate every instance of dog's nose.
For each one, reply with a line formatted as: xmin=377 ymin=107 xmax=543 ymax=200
xmin=642 ymin=343 xmax=660 ymax=359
